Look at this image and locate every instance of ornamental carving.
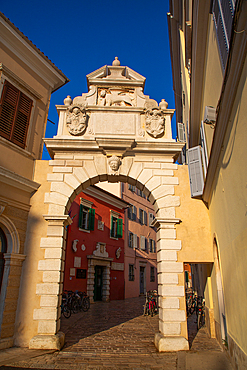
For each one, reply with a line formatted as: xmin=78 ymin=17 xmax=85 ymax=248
xmin=108 ymin=155 xmax=121 ymax=174
xmin=66 ymin=105 xmax=88 ymax=135
xmin=145 ymin=108 xmax=165 ymax=138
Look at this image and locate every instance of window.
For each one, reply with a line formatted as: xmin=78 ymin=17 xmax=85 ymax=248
xmin=128 ymin=184 xmax=136 ymax=192
xmin=150 ymin=266 xmax=155 ymax=282
xmin=139 ymin=209 xmax=147 ymax=225
xmin=140 ymin=235 xmax=148 ymax=251
xmin=137 ymin=189 xmax=146 ymax=198
xmin=149 ymin=239 xmax=156 ymax=253
xmin=0 ymin=80 xmax=32 ymax=149
xmin=128 ymin=205 xmax=137 ymax=221
xmin=110 ymin=211 xmax=123 ymax=239
xmin=0 ymin=228 xmax=7 ymax=293
xmin=149 ymin=213 xmax=155 ymax=226
xmin=129 ymin=264 xmax=134 ymax=281
xmin=79 ymin=198 xmax=95 ymax=231
xmin=129 ymin=232 xmax=137 ymax=248
xmin=212 ymin=0 xmax=235 ymax=70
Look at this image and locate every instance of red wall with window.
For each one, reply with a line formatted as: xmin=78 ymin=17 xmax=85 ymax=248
xmin=63 ymin=187 xmax=126 ymax=300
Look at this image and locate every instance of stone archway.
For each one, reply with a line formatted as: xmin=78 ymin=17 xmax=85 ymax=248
xmin=29 ymin=59 xmax=188 ymax=351
xmin=30 ymin=166 xmax=187 ymax=351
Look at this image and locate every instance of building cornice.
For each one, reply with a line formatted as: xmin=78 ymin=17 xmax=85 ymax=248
xmin=0 ymin=63 xmax=43 ymax=100
xmin=44 ymin=138 xmax=184 ymax=160
xmin=0 ymin=12 xmax=69 ymax=92
xmin=0 ymin=166 xmax=40 ymax=194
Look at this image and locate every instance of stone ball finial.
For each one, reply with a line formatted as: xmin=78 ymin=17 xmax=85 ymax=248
xmin=112 ymin=57 xmax=120 ymax=66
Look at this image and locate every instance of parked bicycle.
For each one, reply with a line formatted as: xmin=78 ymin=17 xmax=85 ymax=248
xmin=196 ymin=296 xmax=205 ymax=330
xmin=186 ymin=289 xmax=197 ymax=316
xmin=143 ymin=290 xmax=158 ymax=316
xmin=61 ymin=292 xmax=71 ymax=319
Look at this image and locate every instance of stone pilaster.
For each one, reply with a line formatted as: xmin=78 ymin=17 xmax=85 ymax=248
xmin=154 ymin=218 xmax=189 ymax=351
xmin=30 ymin=215 xmax=71 ymax=350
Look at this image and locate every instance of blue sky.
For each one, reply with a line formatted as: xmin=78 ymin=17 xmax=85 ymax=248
xmin=1 ymin=0 xmax=175 ymax=159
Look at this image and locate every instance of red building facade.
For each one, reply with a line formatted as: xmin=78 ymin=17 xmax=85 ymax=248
xmin=63 ymin=186 xmax=128 ymax=302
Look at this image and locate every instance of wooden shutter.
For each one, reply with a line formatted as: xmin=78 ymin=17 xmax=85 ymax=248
xmin=117 ymin=218 xmax=123 ymax=238
xmin=139 ymin=209 xmax=143 ymax=224
xmin=78 ymin=204 xmax=83 ymax=228
xmin=88 ymin=208 xmax=95 ymax=231
xmin=188 ymin=146 xmax=204 ymax=197
xmin=144 ymin=211 xmax=147 ymax=226
xmin=127 ymin=206 xmax=132 ymax=219
xmin=128 ymin=232 xmax=132 ymax=248
xmin=153 ymin=240 xmax=156 ymax=253
xmin=0 ymin=81 xmax=32 ymax=149
xmin=133 ymin=206 xmax=137 ymax=221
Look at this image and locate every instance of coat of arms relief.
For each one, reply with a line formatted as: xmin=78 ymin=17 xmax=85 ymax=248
xmin=144 ymin=108 xmax=166 ymax=138
xmin=66 ymin=105 xmax=89 ymax=135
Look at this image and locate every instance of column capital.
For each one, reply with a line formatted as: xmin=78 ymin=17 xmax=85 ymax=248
xmin=152 ymin=217 xmax=181 ymax=229
xmin=43 ymin=215 xmax=72 ymax=227
xmin=3 ymin=253 xmax=26 ymax=266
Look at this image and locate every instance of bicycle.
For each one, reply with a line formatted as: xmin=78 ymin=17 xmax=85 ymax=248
xmin=75 ymin=291 xmax=90 ymax=312
xmin=196 ymin=296 xmax=205 ymax=330
xmin=143 ymin=290 xmax=158 ymax=316
xmin=61 ymin=292 xmax=71 ymax=318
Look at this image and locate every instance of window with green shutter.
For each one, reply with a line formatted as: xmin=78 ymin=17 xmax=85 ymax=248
xmin=110 ymin=212 xmax=123 ymax=239
xmin=79 ymin=199 xmax=95 ymax=231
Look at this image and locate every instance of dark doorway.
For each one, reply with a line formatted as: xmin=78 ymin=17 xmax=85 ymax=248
xmin=0 ymin=227 xmax=7 ymax=293
xmin=94 ymin=265 xmax=103 ymax=301
xmin=140 ymin=266 xmax=145 ymax=295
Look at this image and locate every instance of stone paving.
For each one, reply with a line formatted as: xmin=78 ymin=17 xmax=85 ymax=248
xmin=0 ymin=297 xmax=234 ymax=370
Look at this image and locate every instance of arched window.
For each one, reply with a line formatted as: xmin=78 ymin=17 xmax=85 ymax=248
xmin=0 ymin=227 xmax=7 ymax=293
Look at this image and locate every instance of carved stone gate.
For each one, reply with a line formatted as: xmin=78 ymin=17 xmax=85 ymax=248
xmin=29 ymin=59 xmax=188 ymax=351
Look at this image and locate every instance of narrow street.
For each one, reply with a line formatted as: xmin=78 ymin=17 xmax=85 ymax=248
xmin=0 ymin=297 xmax=233 ymax=369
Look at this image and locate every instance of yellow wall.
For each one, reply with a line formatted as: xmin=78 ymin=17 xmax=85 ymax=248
xmin=208 ymin=56 xmax=247 ymax=354
xmin=14 ymin=161 xmax=51 ymax=347
xmin=201 ymin=15 xmax=224 ymax=157
xmin=175 ymin=165 xmax=213 ymax=262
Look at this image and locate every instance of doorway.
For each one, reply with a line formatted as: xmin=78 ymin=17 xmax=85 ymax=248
xmin=140 ymin=266 xmax=145 ymax=295
xmin=94 ymin=265 xmax=103 ymax=301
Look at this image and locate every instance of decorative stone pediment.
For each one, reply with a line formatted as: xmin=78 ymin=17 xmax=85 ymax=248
xmin=48 ymin=58 xmax=176 ymax=160
xmin=93 ymin=242 xmax=109 ymax=258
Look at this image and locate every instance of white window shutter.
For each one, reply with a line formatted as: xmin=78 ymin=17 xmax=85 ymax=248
xmin=188 ymin=146 xmax=204 ymax=197
xmin=133 ymin=234 xmax=137 ymax=248
xmin=140 ymin=235 xmax=145 ymax=250
xmin=200 ymin=121 xmax=208 ymax=177
xmin=177 ymin=122 xmax=186 ymax=142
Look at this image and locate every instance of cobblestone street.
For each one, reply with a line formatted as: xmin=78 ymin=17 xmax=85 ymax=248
xmin=0 ymin=297 xmax=233 ymax=370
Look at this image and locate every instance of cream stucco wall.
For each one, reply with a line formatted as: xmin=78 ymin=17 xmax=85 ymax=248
xmin=175 ymin=165 xmax=212 ymax=262
xmin=208 ymin=56 xmax=247 ymax=355
xmin=201 ymin=15 xmax=224 ymax=156
xmin=14 ymin=160 xmax=52 ymax=347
